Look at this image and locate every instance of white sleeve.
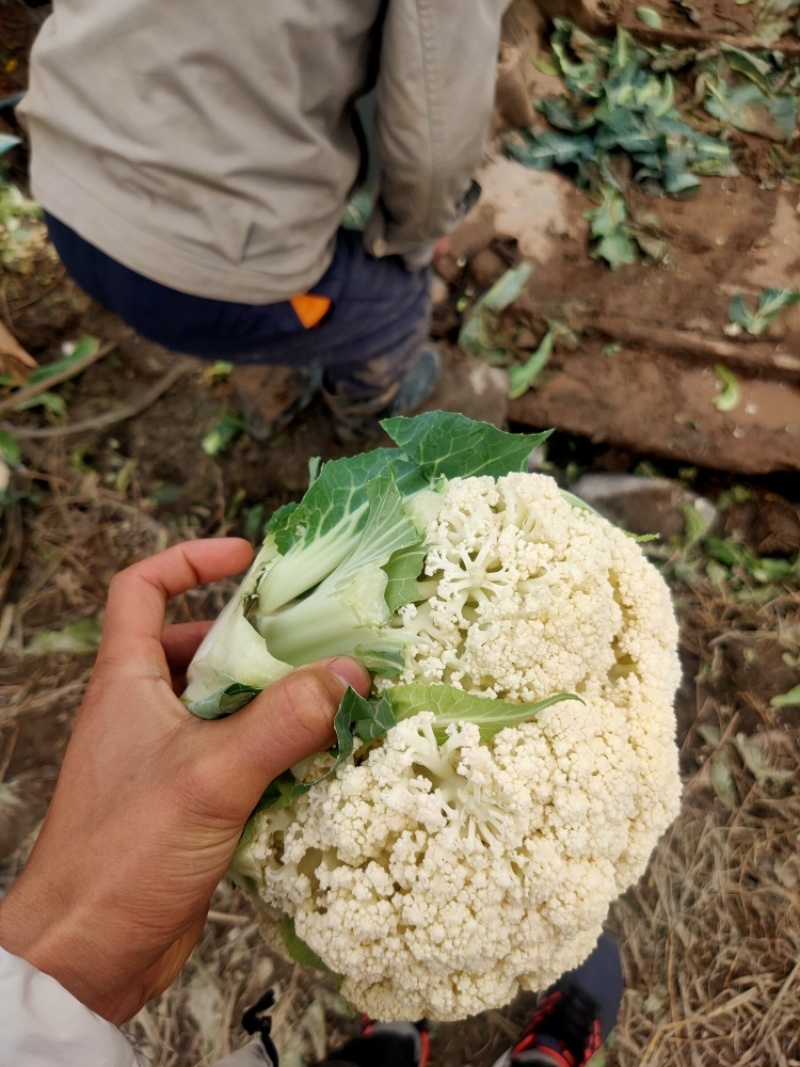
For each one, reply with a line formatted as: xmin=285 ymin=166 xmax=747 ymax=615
xmin=0 ymin=946 xmax=149 ymax=1067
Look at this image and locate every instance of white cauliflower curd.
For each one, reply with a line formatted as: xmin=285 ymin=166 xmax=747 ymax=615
xmin=232 ymin=469 xmax=682 ymax=1022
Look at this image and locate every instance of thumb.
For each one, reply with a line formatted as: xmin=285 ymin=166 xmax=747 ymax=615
xmin=208 ymin=657 xmax=370 ymax=818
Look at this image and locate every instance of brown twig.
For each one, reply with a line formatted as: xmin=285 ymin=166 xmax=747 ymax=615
xmin=0 ymin=498 xmax=23 ymax=606
xmin=0 ymin=721 xmax=19 ymax=782
xmin=0 ymin=320 xmax=38 ymax=381
xmin=0 ymin=340 xmax=117 ymax=415
xmin=206 ymin=910 xmax=251 ymax=927
xmin=1 ymin=360 xmax=193 ymax=439
xmin=620 ymin=21 xmax=800 ymax=57
xmin=0 ymin=283 xmax=16 ymax=334
xmin=571 ymin=7 xmax=800 ymax=57
xmin=586 ymin=316 xmax=800 ymax=384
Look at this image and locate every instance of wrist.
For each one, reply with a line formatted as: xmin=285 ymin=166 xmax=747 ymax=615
xmin=0 ymin=878 xmax=134 ymax=1024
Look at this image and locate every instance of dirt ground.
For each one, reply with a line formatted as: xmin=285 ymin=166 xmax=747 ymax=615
xmin=444 ymin=165 xmax=800 ymax=473
xmin=2 ymin=2 xmax=800 ymax=1066
xmin=437 ymin=0 xmax=800 ymax=474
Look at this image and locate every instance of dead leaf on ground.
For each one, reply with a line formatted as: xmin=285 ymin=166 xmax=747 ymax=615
xmin=0 ymin=321 xmax=37 ymax=381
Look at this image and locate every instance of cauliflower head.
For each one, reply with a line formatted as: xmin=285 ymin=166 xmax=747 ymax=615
xmin=235 ymin=471 xmax=682 ymax=1021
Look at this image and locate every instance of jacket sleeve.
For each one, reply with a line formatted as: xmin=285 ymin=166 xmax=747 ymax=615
xmin=0 ymin=946 xmax=149 ymax=1067
xmin=363 ymin=0 xmax=504 ymax=262
xmin=0 ymin=947 xmax=278 ymax=1067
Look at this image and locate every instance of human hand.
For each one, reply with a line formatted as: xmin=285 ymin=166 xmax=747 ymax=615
xmin=0 ymin=539 xmax=369 ymax=1025
xmin=433 ymin=236 xmax=451 ymax=262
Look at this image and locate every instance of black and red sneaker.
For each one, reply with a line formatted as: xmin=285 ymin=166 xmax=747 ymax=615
xmin=330 ymin=1016 xmax=430 ymax=1067
xmin=492 ymin=983 xmax=603 ymax=1067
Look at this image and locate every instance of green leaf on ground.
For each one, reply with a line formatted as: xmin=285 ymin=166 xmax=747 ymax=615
xmin=534 ymin=57 xmax=559 ymax=76
xmin=770 ymin=684 xmax=800 ymax=708
xmin=719 ymin=45 xmax=773 ymax=93
xmin=709 ymin=749 xmax=739 ymax=809
xmin=757 ymin=288 xmax=800 ymax=322
xmin=701 ymin=47 xmax=798 ymax=141
xmin=585 ymin=188 xmax=638 ymax=268
xmin=507 ymin=327 xmax=557 ymax=399
xmin=733 ymin=732 xmax=795 ymax=785
xmin=753 ymin=0 xmax=800 ymax=43
xmin=769 ymin=145 xmax=800 ymax=184
xmin=505 ymin=128 xmax=596 ymax=170
xmin=201 ymin=413 xmax=245 ymax=456
xmin=26 ymin=617 xmax=103 ymax=656
xmin=201 ymin=361 xmax=234 ymax=384
xmin=729 ymin=289 xmax=800 ymax=335
xmin=479 ymin=263 xmax=534 ymax=312
xmin=705 ymin=81 xmax=797 ymax=141
xmin=507 ymin=21 xmax=738 ymax=264
xmin=14 ymin=391 xmax=67 ymax=419
xmin=457 ymin=263 xmax=534 ymax=364
xmin=0 ymin=429 xmax=20 ymax=466
xmin=596 ymin=229 xmax=638 ymax=268
xmin=24 ymin=336 xmax=99 ymax=386
xmin=674 ymin=0 xmax=702 ymax=20
xmin=636 ymin=6 xmax=664 ymax=26
xmin=713 ymin=365 xmax=741 ymax=412
xmin=538 ymin=98 xmax=596 ymax=133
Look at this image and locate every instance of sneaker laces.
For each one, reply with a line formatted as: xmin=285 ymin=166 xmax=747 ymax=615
xmin=510 ymin=983 xmax=603 ymax=1067
xmin=241 ymin=988 xmax=280 ymax=1065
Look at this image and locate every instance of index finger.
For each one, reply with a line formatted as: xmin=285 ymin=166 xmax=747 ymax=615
xmin=100 ymin=539 xmax=254 ymax=662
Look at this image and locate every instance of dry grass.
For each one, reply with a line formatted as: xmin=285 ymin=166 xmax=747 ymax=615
xmin=610 ymin=756 xmax=800 ymax=1067
xmin=607 ymin=565 xmax=800 ymax=1067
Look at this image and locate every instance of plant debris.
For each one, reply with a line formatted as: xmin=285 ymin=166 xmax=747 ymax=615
xmin=504 ymin=21 xmax=739 ymax=265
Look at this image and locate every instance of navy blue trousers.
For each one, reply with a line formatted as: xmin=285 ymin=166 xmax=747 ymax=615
xmin=562 ymin=932 xmax=623 ymax=1039
xmin=45 ymin=214 xmax=431 ymax=392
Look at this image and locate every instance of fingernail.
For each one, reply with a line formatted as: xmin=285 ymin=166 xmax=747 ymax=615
xmin=329 ymin=657 xmax=370 ymax=693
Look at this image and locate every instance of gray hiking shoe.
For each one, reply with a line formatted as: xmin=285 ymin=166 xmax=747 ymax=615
xmin=232 ymin=364 xmax=322 ymax=441
xmin=323 ymin=346 xmax=441 ymax=443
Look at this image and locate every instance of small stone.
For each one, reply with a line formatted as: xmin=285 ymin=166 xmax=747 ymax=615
xmin=469 ymin=248 xmax=511 ymax=290
xmin=570 ymin=473 xmax=718 ymax=539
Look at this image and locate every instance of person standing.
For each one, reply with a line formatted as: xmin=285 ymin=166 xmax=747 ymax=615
xmin=17 ymin=0 xmax=504 ymax=439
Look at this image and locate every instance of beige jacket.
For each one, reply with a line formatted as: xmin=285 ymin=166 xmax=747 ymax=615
xmin=19 ymin=0 xmax=504 ymax=303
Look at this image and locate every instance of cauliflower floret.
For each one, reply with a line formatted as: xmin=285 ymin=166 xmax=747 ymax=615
xmin=242 ymin=698 xmax=681 ymax=1020
xmin=238 ymin=471 xmax=681 ymax=1021
xmin=393 ymin=473 xmax=678 ymax=707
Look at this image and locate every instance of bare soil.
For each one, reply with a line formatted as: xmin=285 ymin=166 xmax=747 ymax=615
xmin=443 ymin=170 xmax=800 ymax=474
